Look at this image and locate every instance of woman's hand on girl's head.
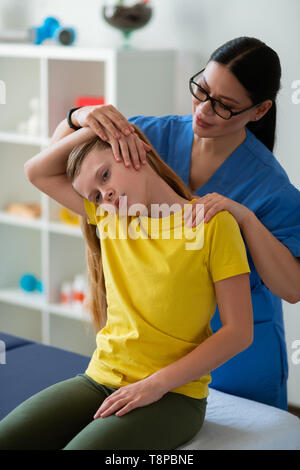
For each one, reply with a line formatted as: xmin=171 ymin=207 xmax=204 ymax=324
xmin=72 ymin=104 xmax=151 ymax=170
xmin=107 ymin=131 xmax=151 ymax=171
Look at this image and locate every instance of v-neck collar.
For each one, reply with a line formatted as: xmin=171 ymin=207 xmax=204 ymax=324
xmin=180 ymin=123 xmax=252 ymax=197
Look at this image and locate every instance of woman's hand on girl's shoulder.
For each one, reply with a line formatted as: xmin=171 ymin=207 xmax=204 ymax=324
xmin=72 ymin=104 xmax=151 ymax=170
xmin=183 ymin=193 xmax=252 ymax=228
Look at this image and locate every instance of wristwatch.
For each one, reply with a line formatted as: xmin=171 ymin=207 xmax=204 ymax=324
xmin=67 ymin=107 xmax=82 ymax=130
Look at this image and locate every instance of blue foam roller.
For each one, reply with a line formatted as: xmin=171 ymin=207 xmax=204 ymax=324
xmin=19 ymin=274 xmax=37 ymax=292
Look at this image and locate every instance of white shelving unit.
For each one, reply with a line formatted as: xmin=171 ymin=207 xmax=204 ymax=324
xmin=0 ymin=43 xmax=177 ymax=356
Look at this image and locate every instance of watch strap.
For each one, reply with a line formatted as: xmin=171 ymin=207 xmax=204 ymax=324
xmin=67 ymin=107 xmax=82 ymax=130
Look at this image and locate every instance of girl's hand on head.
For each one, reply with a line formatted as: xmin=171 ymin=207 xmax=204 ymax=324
xmin=72 ymin=104 xmax=151 ymax=169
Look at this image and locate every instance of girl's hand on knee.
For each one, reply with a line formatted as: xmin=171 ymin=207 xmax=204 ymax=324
xmin=93 ymin=378 xmax=167 ymax=419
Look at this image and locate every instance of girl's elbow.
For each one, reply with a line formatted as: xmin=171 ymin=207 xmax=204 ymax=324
xmin=232 ymin=324 xmax=253 ymax=352
xmin=24 ymin=162 xmax=35 ymax=182
xmin=240 ymin=329 xmax=254 ymax=350
xmin=246 ymin=333 xmax=254 ymax=349
xmin=24 ymin=161 xmax=42 ymax=183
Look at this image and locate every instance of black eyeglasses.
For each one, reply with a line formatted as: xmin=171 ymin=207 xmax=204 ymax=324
xmin=189 ymin=68 xmax=262 ymax=120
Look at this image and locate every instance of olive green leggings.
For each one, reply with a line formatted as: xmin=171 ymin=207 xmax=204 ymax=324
xmin=0 ymin=373 xmax=207 ymax=450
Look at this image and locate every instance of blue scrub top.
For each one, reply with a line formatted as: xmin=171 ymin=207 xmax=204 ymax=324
xmin=129 ymin=114 xmax=300 ymax=410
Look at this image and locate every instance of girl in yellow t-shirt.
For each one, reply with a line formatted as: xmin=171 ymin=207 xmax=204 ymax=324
xmin=0 ymin=123 xmax=252 ymax=450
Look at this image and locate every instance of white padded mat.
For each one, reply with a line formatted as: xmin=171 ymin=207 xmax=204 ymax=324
xmin=178 ymin=388 xmax=300 ymax=450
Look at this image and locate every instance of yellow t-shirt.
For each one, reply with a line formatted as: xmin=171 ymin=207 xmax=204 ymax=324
xmin=83 ymin=197 xmax=251 ymax=399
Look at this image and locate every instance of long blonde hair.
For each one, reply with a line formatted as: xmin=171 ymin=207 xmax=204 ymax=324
xmin=66 ymin=124 xmax=194 ymax=333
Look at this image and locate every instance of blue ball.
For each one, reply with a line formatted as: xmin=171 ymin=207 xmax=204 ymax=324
xmin=36 ymin=280 xmax=43 ymax=293
xmin=20 ymin=274 xmax=37 ymax=292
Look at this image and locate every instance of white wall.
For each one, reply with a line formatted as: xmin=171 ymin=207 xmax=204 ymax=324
xmin=1 ymin=0 xmax=299 ymax=406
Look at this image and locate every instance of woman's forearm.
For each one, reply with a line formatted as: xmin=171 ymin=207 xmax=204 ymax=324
xmin=240 ymin=210 xmax=300 ymax=303
xmin=24 ymin=127 xmax=95 ymax=180
xmin=150 ymin=326 xmax=252 ymax=395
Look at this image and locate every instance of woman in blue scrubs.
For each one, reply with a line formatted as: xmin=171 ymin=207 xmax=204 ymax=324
xmin=65 ymin=36 xmax=300 ymax=410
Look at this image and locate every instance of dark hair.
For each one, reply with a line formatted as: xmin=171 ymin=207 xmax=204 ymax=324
xmin=208 ymin=37 xmax=281 ymax=152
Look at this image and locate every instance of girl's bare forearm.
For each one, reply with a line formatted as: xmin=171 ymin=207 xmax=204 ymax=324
xmin=49 ymin=118 xmax=75 ymax=145
xmin=24 ymin=127 xmax=95 ymax=180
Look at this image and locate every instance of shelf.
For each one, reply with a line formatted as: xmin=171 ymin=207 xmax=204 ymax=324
xmin=0 ymin=43 xmax=116 ymax=61
xmin=0 ymin=288 xmax=46 ymax=311
xmin=0 ymin=43 xmax=174 ymax=61
xmin=0 ymin=212 xmax=83 ymax=237
xmin=0 ymin=131 xmax=49 ymax=147
xmin=0 ymin=211 xmax=45 ymax=230
xmin=49 ymin=302 xmax=91 ymax=322
xmin=48 ymin=221 xmax=83 ymax=238
xmin=0 ymin=288 xmax=91 ymax=322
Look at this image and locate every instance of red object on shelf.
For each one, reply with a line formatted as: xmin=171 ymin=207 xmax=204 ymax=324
xmin=75 ymin=96 xmax=105 ymax=107
xmin=73 ymin=291 xmax=85 ymax=302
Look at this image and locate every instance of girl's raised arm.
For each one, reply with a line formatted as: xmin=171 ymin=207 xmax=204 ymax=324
xmin=24 ymin=127 xmax=96 ymax=218
xmin=25 ymin=127 xmax=95 ymax=180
